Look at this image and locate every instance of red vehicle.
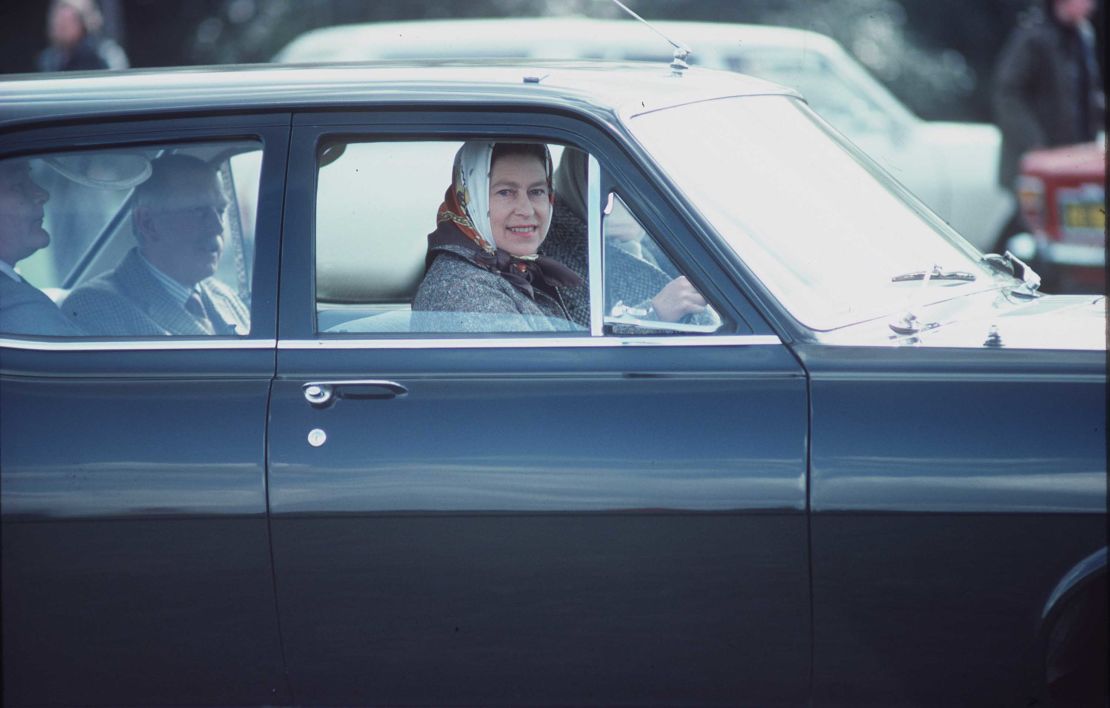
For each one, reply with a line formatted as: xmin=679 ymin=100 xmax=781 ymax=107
xmin=1012 ymin=140 xmax=1106 ymax=293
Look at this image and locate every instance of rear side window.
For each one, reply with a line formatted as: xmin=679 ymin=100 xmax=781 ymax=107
xmin=0 ymin=141 xmax=261 ymax=338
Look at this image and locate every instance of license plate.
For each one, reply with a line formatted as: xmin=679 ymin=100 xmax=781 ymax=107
xmin=1058 ymin=184 xmax=1105 ymax=244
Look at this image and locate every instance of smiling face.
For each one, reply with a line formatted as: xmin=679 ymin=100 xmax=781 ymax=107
xmin=488 ymin=152 xmax=552 ymax=257
xmin=135 ymin=161 xmax=229 ymax=287
xmin=0 ymin=160 xmax=51 ymax=266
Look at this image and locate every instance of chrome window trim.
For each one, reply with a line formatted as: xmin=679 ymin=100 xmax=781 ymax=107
xmin=587 ymin=153 xmax=604 ymax=336
xmin=277 ymin=334 xmax=782 ymax=350
xmin=0 ymin=337 xmax=277 ymax=352
xmin=0 ymin=334 xmax=780 ymax=352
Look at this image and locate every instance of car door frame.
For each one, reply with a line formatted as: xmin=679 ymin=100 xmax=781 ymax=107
xmin=267 ymin=106 xmax=812 ymax=705
xmin=0 ymin=112 xmax=291 ymax=706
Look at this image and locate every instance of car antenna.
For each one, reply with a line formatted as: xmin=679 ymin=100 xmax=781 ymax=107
xmin=608 ymin=0 xmax=691 ymax=76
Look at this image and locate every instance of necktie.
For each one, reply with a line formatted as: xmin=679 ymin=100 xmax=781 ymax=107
xmin=185 ymin=290 xmax=214 ymax=334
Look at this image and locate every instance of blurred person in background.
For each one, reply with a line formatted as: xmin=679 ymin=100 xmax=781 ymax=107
xmin=992 ymin=0 xmax=1104 ymax=188
xmin=37 ymin=0 xmax=128 ymax=73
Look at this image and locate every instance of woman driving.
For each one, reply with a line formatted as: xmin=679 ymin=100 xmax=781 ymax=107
xmin=412 ymin=141 xmax=583 ymax=332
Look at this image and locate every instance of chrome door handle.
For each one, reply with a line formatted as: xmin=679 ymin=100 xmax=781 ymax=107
xmin=302 ymin=380 xmax=408 ymax=407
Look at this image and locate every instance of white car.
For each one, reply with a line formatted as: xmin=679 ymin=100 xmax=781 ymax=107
xmin=274 ymin=17 xmax=1015 ymax=253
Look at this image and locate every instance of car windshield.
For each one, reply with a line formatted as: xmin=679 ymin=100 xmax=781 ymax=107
xmin=628 ymin=95 xmax=1000 ymax=331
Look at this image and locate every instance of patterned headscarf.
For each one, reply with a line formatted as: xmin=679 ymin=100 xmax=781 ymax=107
xmin=436 ymin=141 xmax=496 ymax=252
xmin=436 ymin=140 xmax=554 ymax=254
xmin=427 ymin=140 xmax=579 ymax=297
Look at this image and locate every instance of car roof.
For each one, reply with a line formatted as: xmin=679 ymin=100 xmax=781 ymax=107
xmin=273 ymin=17 xmax=842 ymax=63
xmin=0 ymin=60 xmax=797 ymax=131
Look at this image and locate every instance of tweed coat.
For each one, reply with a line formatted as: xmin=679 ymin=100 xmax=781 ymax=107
xmin=63 ymin=248 xmax=249 ymax=336
xmin=992 ymin=7 xmax=1105 ymax=186
xmin=0 ymin=274 xmax=83 ymax=336
xmin=411 ymin=244 xmax=579 ymax=333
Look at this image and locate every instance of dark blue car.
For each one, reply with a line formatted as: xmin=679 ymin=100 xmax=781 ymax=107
xmin=1 ymin=60 xmax=1105 ymax=706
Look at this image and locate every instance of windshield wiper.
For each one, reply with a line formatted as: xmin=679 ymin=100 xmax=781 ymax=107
xmin=888 ymin=263 xmax=975 ymax=335
xmin=891 ymin=265 xmax=976 ymax=283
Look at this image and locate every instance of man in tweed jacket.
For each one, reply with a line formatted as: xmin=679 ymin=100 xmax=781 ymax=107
xmin=64 ymin=154 xmax=249 ymax=336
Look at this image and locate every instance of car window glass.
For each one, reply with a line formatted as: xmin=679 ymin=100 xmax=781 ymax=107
xmin=0 ymin=141 xmax=260 ymax=338
xmin=313 ymin=140 xmax=725 ymax=338
xmin=728 ymin=50 xmax=890 ymax=136
xmin=315 ymin=141 xmax=458 ymax=334
xmin=315 ymin=140 xmax=585 ymax=336
xmin=601 ymin=193 xmax=725 ymax=335
xmin=220 ymin=150 xmax=262 ymax=305
xmin=630 ymin=96 xmax=991 ymax=331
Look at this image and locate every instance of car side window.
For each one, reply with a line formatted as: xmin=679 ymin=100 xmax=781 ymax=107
xmin=315 ymin=141 xmax=457 ymax=334
xmin=316 ymin=140 xmax=585 ymax=335
xmin=0 ymin=141 xmax=261 ymax=338
xmin=313 ymin=138 xmax=726 ymax=337
xmin=601 ymin=193 xmax=724 ymax=335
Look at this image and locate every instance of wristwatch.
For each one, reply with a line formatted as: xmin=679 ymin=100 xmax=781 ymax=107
xmin=610 ymin=300 xmax=656 ymax=319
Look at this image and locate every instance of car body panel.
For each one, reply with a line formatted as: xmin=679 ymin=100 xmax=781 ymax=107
xmin=799 ymin=345 xmax=1106 ymax=514
xmin=811 ymin=512 xmax=1104 ymax=705
xmin=0 ymin=352 xmax=290 ymax=705
xmin=798 ymin=342 xmax=1105 ymax=704
xmin=0 ymin=114 xmax=290 ymax=705
xmin=814 ymin=288 xmax=1107 ymax=351
xmin=268 ymin=346 xmax=810 ymax=705
xmin=263 ymin=110 xmax=811 ymax=703
xmin=0 ymin=61 xmax=1103 ymax=706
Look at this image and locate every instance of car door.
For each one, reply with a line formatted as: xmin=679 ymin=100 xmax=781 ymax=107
xmin=0 ymin=116 xmax=290 ymax=705
xmin=266 ymin=111 xmax=811 ymax=705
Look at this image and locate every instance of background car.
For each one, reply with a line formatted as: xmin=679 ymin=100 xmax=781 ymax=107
xmin=1011 ymin=139 xmax=1106 ymax=294
xmin=274 ymin=17 xmax=1016 ymax=254
xmin=1 ymin=60 xmax=1105 ymax=707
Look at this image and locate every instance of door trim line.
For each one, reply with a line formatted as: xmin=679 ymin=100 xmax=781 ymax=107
xmin=0 ymin=337 xmax=278 ymax=352
xmin=276 ymin=334 xmax=782 ymax=350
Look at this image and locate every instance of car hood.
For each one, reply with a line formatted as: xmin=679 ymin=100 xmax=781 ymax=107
xmin=823 ymin=291 xmax=1107 ymax=351
xmin=914 ymin=293 xmax=1106 ymax=350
